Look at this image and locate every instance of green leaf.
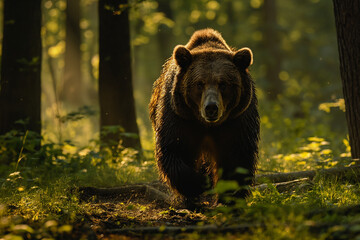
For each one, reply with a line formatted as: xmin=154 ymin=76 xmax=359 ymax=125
xmin=236 ymin=167 xmax=249 ymax=175
xmin=213 ymin=180 xmax=239 ymax=194
xmin=58 ymin=225 xmax=73 ymax=233
xmin=12 ymin=224 xmax=34 ymax=234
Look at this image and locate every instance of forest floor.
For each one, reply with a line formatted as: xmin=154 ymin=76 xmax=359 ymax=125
xmin=2 ymin=141 xmax=360 ymax=240
xmin=50 ymin=173 xmax=360 ymax=240
xmin=79 ymin=182 xmax=210 ymax=239
xmin=3 ymin=176 xmax=360 ymax=239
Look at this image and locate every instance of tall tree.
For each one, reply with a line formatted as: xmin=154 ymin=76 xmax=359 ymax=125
xmin=98 ymin=0 xmax=141 ymax=150
xmin=262 ymin=0 xmax=283 ymax=100
xmin=0 ymin=0 xmax=42 ymax=135
xmin=333 ymin=0 xmax=360 ymax=159
xmin=157 ymin=0 xmax=174 ymax=61
xmin=61 ymin=0 xmax=83 ymax=107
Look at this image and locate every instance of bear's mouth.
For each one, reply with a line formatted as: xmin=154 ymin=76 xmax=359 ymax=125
xmin=206 ymin=117 xmax=218 ymax=122
xmin=200 ymin=107 xmax=222 ymax=123
xmin=201 ymin=115 xmax=223 ymax=126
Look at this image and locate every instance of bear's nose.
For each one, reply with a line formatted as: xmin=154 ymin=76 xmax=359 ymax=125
xmin=205 ymin=103 xmax=218 ymax=120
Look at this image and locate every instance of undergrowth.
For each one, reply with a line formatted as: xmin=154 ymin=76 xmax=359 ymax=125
xmin=0 ymin=106 xmax=358 ymax=239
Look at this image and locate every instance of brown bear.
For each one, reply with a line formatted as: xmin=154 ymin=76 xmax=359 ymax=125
xmin=149 ymin=28 xmax=260 ymax=204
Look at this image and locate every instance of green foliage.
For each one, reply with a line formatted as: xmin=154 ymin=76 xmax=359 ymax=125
xmin=57 ymin=105 xmax=96 ymax=123
xmin=259 ymin=136 xmax=353 ymax=173
xmin=0 ymin=124 xmax=359 ymax=239
xmin=130 ymin=0 xmax=175 ymax=46
xmin=0 ymin=124 xmax=42 ymax=167
xmin=207 ymin=179 xmax=360 ymax=239
xmin=0 ymin=125 xmax=158 ymax=238
xmin=0 ymin=136 xmax=156 ymax=189
xmin=0 ymin=184 xmax=81 ymax=239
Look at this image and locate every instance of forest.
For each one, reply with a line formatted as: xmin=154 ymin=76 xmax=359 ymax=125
xmin=0 ymin=0 xmax=359 ymax=239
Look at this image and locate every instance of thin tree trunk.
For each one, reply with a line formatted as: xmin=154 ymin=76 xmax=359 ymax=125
xmin=333 ymin=0 xmax=360 ymax=159
xmin=61 ymin=0 xmax=83 ymax=107
xmin=98 ymin=0 xmax=141 ymax=150
xmin=86 ymin=0 xmax=99 ymax=105
xmin=157 ymin=0 xmax=174 ymax=61
xmin=262 ymin=0 xmax=283 ymax=100
xmin=0 ymin=0 xmax=42 ymax=135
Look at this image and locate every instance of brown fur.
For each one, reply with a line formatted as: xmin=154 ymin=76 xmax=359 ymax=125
xmin=149 ymin=29 xmax=260 ymax=203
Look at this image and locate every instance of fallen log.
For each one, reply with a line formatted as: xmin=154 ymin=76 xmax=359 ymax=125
xmin=255 ymin=165 xmax=360 ymax=184
xmin=255 ymin=178 xmax=312 ymax=192
xmin=79 ymin=183 xmax=170 ymax=206
xmin=78 ymin=166 xmax=360 ymax=204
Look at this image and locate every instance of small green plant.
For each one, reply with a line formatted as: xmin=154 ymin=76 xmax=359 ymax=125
xmin=259 ymin=136 xmax=352 ymax=173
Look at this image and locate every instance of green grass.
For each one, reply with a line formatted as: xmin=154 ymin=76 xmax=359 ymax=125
xmin=0 ymin=126 xmax=359 ymax=239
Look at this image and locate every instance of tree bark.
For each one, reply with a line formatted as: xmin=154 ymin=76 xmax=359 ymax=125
xmin=0 ymin=0 xmax=42 ymax=135
xmin=262 ymin=0 xmax=283 ymax=100
xmin=98 ymin=0 xmax=141 ymax=150
xmin=333 ymin=0 xmax=360 ymax=160
xmin=157 ymin=0 xmax=174 ymax=61
xmin=61 ymin=0 xmax=83 ymax=107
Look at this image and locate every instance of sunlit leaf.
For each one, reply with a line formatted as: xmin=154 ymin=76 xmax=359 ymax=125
xmin=3 ymin=234 xmax=23 ymax=240
xmin=213 ymin=180 xmax=239 ymax=194
xmin=299 ymin=152 xmax=311 ymax=159
xmin=320 ymin=149 xmax=332 ymax=155
xmin=189 ymin=10 xmax=201 ymax=23
xmin=12 ymin=224 xmax=34 ymax=234
xmin=44 ymin=220 xmax=58 ymax=228
xmin=296 ymin=161 xmax=306 ymax=166
xmin=207 ymin=1 xmax=220 ymax=10
xmin=279 ymin=71 xmax=290 ymax=81
xmin=58 ymin=225 xmax=73 ymax=233
xmin=250 ymin=0 xmax=263 ymax=8
xmin=205 ymin=11 xmax=216 ymax=20
xmin=48 ymin=41 xmax=65 ymax=58
xmin=307 ymin=137 xmax=325 ymax=142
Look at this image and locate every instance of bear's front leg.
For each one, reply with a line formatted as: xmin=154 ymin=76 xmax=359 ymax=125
xmin=155 ymin=133 xmax=209 ymax=200
xmin=216 ymin=138 xmax=257 ymax=204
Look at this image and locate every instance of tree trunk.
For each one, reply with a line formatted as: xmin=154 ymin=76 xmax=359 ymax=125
xmin=157 ymin=0 xmax=174 ymax=61
xmin=61 ymin=0 xmax=83 ymax=107
xmin=333 ymin=0 xmax=360 ymax=159
xmin=0 ymin=0 xmax=42 ymax=135
xmin=262 ymin=0 xmax=283 ymax=100
xmin=98 ymin=0 xmax=141 ymax=150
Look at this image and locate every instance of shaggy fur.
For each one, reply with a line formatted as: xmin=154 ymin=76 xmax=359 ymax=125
xmin=149 ymin=29 xmax=260 ymax=203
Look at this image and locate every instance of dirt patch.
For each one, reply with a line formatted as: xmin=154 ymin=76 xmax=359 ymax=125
xmin=79 ymin=182 xmax=212 ymax=238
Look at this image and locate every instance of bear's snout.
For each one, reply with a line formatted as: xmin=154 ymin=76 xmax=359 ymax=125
xmin=201 ymin=86 xmax=223 ymax=123
xmin=205 ymin=102 xmax=218 ymax=121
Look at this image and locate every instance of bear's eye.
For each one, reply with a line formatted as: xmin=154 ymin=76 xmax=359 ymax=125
xmin=196 ymin=82 xmax=205 ymax=90
xmin=218 ymin=82 xmax=227 ymax=92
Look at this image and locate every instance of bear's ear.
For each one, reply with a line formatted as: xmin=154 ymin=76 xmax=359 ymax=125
xmin=233 ymin=47 xmax=253 ymax=70
xmin=174 ymin=45 xmax=192 ymax=69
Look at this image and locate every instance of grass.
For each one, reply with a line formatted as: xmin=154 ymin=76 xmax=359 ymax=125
xmin=2 ymin=168 xmax=360 ymax=239
xmin=0 ymin=125 xmax=359 ymax=239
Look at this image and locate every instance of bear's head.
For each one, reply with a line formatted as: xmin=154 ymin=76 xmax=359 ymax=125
xmin=171 ymin=46 xmax=254 ymax=125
